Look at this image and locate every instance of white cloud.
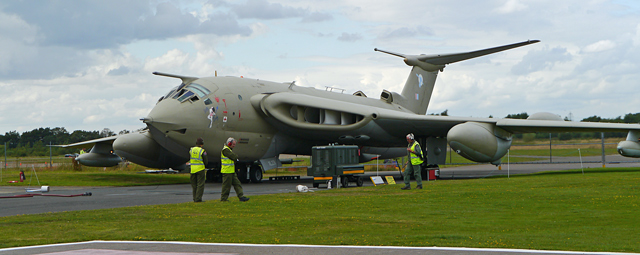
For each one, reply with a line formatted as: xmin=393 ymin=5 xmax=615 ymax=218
xmin=583 ymin=40 xmax=617 ymax=53
xmin=634 ymin=23 xmax=640 ymax=46
xmin=143 ymin=49 xmax=191 ymax=73
xmin=495 ymin=0 xmax=528 ymax=14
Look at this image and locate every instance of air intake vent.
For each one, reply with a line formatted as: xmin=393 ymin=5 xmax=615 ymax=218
xmin=380 ymin=90 xmax=393 ymax=103
xmin=287 ymin=104 xmax=363 ymax=125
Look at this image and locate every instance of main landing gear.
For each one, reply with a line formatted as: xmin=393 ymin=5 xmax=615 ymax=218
xmin=237 ymin=162 xmax=263 ymax=183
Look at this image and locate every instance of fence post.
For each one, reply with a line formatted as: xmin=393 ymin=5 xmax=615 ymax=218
xmin=549 ymin=133 xmax=552 ymax=163
xmin=601 ymin=132 xmax=606 ymax=167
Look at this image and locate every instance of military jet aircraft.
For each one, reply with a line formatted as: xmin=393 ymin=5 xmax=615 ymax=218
xmin=61 ymin=40 xmax=640 ymax=183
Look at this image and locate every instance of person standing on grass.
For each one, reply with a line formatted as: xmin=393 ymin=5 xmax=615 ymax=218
xmin=189 ymin=137 xmax=208 ymax=202
xmin=402 ymin=133 xmax=424 ymax=190
xmin=220 ymin=137 xmax=250 ymax=202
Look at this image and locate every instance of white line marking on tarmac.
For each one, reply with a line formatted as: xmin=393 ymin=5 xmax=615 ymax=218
xmin=0 ymin=240 xmax=637 ymax=254
xmin=32 ymin=249 xmax=234 ymax=255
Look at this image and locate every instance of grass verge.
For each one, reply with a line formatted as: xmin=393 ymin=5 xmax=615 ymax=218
xmin=1 ymin=168 xmax=639 ymax=252
xmin=0 ymin=166 xmax=189 ymax=186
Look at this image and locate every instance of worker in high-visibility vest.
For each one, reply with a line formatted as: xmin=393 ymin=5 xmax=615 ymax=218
xmin=189 ymin=137 xmax=208 ymax=202
xmin=402 ymin=133 xmax=424 ymax=190
xmin=220 ymin=137 xmax=250 ymax=202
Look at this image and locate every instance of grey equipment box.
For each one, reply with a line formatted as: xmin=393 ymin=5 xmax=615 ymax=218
xmin=307 ymin=144 xmax=364 ymax=188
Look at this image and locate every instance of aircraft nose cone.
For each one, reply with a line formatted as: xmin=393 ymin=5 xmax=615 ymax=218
xmin=145 ymin=99 xmax=184 ymax=132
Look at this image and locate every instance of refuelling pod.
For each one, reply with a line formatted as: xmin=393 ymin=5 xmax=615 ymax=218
xmin=447 ymin=122 xmax=512 ymax=165
xmin=75 ymin=143 xmax=123 ymax=167
xmin=617 ymin=131 xmax=640 ymax=158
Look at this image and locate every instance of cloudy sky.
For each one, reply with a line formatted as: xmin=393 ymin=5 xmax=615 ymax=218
xmin=1 ymin=0 xmax=640 ymax=135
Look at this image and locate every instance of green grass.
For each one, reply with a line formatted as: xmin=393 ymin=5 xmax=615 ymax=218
xmin=0 ymin=164 xmax=190 ymax=186
xmin=1 ymin=168 xmax=639 ymax=252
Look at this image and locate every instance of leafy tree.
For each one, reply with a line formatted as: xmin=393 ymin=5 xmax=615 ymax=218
xmin=2 ymin=131 xmax=20 ymax=148
xmin=428 ymin=109 xmax=449 ymax=116
xmin=505 ymin=112 xmax=529 ymax=119
xmin=623 ymin=113 xmax=640 ymax=124
xmin=100 ymin=128 xmax=115 ymax=137
xmin=69 ymin=130 xmax=101 ymax=143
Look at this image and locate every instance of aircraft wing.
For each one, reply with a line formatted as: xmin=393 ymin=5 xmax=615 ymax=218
xmin=53 ymin=135 xmax=124 ymax=167
xmin=54 ymin=136 xmax=118 ymax=149
xmin=373 ymin=114 xmax=640 ymax=137
xmin=495 ymin=118 xmax=640 ymax=133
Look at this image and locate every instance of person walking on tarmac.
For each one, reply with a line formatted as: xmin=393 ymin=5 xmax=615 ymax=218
xmin=189 ymin=137 xmax=208 ymax=202
xmin=220 ymin=137 xmax=250 ymax=202
xmin=402 ymin=133 xmax=424 ymax=190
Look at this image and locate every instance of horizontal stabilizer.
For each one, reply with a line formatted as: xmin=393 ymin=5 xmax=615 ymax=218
xmin=417 ymin=40 xmax=540 ymax=65
xmin=375 ymin=40 xmax=540 ymax=71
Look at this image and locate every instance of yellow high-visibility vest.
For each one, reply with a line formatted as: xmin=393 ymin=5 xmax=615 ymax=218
xmin=189 ymin=146 xmax=206 ymax=173
xmin=220 ymin=145 xmax=235 ymax=174
xmin=409 ymin=142 xmax=424 ymax=165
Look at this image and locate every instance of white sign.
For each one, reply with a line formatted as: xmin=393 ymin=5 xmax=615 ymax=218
xmin=370 ymin=176 xmax=385 ymax=186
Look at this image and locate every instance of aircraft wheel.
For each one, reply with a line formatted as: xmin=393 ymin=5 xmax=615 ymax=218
xmin=356 ymin=177 xmax=364 ymax=187
xmin=313 ymin=182 xmax=319 ymax=188
xmin=249 ymin=165 xmax=263 ymax=183
xmin=341 ymin=176 xmax=349 ymax=188
xmin=237 ymin=163 xmax=250 ymax=183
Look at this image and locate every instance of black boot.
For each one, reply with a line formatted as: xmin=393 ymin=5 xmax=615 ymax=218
xmin=401 ymin=185 xmax=411 ymax=190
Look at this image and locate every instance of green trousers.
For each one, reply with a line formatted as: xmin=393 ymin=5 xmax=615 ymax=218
xmin=221 ymin=173 xmax=244 ymax=201
xmin=403 ymin=163 xmax=423 ymax=186
xmin=190 ymin=170 xmax=206 ymax=202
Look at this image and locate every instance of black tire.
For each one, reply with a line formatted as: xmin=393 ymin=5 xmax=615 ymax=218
xmin=356 ymin=176 xmax=364 ymax=187
xmin=341 ymin=176 xmax=349 ymax=188
xmin=313 ymin=182 xmax=319 ymax=188
xmin=236 ymin=163 xmax=250 ymax=183
xmin=249 ymin=164 xmax=263 ymax=183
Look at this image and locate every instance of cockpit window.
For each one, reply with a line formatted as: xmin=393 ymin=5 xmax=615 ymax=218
xmin=164 ymin=85 xmax=179 ymax=99
xmin=159 ymin=85 xmax=180 ymax=103
xmin=177 ymin=91 xmax=195 ymax=102
xmin=161 ymin=82 xmax=212 ymax=103
xmin=186 ymin=83 xmax=210 ymax=97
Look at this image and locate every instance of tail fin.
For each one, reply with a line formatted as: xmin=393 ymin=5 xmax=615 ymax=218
xmin=375 ymin=40 xmax=539 ymax=115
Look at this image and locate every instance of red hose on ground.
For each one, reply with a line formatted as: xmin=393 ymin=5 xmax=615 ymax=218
xmin=0 ymin=192 xmax=92 ymax=199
